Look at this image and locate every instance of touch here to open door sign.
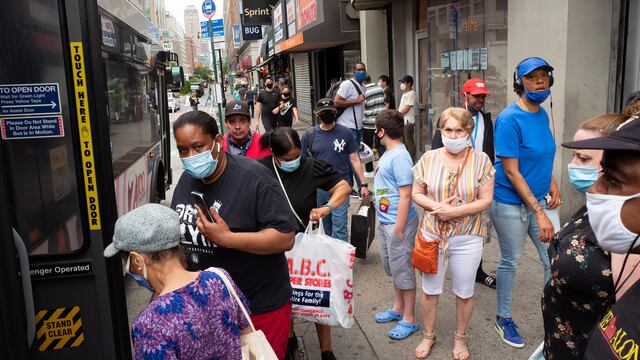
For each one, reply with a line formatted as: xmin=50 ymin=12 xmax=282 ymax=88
xmin=36 ymin=306 xmax=85 ymax=351
xmin=0 ymin=83 xmax=61 ymax=116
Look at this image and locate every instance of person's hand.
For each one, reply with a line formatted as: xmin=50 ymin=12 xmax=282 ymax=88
xmin=195 ymin=205 xmax=232 ymax=248
xmin=536 ymin=211 xmax=555 ymax=242
xmin=430 ymin=196 xmax=462 ymax=221
xmin=309 ymin=206 xmax=330 ymax=224
xmin=355 ymin=94 xmax=366 ymax=104
xmin=548 ymin=181 xmax=562 ymax=209
xmin=360 ymin=186 xmax=370 ymax=199
xmin=393 ymin=225 xmax=405 ymax=240
xmin=272 ymin=107 xmax=279 ymax=115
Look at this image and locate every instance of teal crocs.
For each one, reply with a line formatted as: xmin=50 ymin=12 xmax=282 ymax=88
xmin=388 ymin=321 xmax=420 ymax=340
xmin=374 ymin=308 xmax=402 ymax=323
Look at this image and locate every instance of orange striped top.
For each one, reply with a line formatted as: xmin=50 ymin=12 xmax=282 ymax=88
xmin=412 ymin=148 xmax=495 ymax=239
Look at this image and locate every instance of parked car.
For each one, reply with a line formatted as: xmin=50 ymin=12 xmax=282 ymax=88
xmin=167 ymin=92 xmax=180 ymax=112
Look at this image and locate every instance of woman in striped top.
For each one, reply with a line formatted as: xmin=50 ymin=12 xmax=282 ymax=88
xmin=412 ymin=107 xmax=495 ymax=360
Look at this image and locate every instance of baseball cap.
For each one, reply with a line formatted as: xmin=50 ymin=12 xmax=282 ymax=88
xmin=562 ymin=115 xmax=640 ymax=151
xmin=316 ymin=98 xmax=336 ymax=112
xmin=103 ymin=204 xmax=181 ymax=257
xmin=224 ymin=100 xmax=250 ymax=118
xmin=516 ymin=57 xmax=554 ymax=79
xmin=462 ymin=78 xmax=490 ymax=96
xmin=399 ymin=75 xmax=414 ymax=84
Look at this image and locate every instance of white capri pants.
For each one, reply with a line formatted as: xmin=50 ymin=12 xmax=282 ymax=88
xmin=421 ymin=233 xmax=484 ymax=299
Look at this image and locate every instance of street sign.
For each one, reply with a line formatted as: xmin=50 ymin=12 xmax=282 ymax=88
xmin=162 ymin=41 xmax=173 ymax=51
xmin=202 ymin=0 xmax=216 ymax=20
xmin=0 ymin=83 xmax=62 ymax=117
xmin=200 ymin=20 xmax=224 ymax=39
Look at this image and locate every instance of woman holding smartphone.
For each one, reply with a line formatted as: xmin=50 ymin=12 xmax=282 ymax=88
xmin=491 ymin=57 xmax=561 ymax=348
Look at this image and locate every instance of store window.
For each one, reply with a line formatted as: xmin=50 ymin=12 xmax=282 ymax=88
xmin=416 ymin=0 xmax=508 ymax=150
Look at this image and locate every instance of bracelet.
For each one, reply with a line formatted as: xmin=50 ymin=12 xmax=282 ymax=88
xmin=324 ymin=202 xmax=335 ymax=212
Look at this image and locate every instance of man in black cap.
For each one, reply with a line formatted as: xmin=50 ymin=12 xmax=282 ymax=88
xmin=562 ymin=116 xmax=640 ymax=359
xmin=223 ymin=100 xmax=271 ymax=159
xmin=397 ymin=75 xmax=417 ymax=160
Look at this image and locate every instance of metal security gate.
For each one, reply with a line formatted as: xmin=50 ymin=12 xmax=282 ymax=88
xmin=293 ymin=53 xmax=313 ymax=123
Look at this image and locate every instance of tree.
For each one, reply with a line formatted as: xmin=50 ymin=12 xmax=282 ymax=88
xmin=193 ymin=66 xmax=213 ymax=81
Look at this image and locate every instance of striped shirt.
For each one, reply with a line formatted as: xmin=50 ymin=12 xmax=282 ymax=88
xmin=412 ymin=148 xmax=495 ymax=239
xmin=363 ymin=83 xmax=386 ymax=129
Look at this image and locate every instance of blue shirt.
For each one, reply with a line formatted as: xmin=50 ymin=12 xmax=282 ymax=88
xmin=374 ymin=144 xmax=418 ymax=224
xmin=493 ymin=102 xmax=556 ymax=205
xmin=301 ymin=124 xmax=357 ymax=185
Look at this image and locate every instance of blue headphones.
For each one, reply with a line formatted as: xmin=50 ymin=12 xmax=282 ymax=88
xmin=513 ymin=57 xmax=554 ymax=94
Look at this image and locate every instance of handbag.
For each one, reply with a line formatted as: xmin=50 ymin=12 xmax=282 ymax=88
xmin=411 ymin=148 xmax=472 ymax=274
xmin=351 ymin=197 xmax=376 ymax=259
xmin=207 ymin=267 xmax=278 ymax=360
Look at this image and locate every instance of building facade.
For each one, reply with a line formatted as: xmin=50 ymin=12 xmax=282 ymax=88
xmin=355 ymin=0 xmax=637 ymax=220
xmin=164 ymin=12 xmax=187 ymax=71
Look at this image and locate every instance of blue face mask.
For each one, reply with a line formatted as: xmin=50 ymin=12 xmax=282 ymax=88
xmin=354 ymin=71 xmax=366 ymax=82
xmin=524 ymin=88 xmax=551 ymax=104
xmin=567 ymin=163 xmax=600 ymax=194
xmin=181 ymin=142 xmax=220 ymax=179
xmin=277 ymin=156 xmax=301 ymax=172
xmin=126 ymin=254 xmax=155 ymax=292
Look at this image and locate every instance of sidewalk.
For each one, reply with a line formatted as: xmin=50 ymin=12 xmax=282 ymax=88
xmin=294 ymin=195 xmax=547 ymax=360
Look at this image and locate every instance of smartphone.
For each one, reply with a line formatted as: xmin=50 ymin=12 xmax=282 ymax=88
xmin=191 ymin=191 xmax=215 ymax=222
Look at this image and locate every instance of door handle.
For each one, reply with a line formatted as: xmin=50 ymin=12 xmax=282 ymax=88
xmin=12 ymin=228 xmax=35 ymax=347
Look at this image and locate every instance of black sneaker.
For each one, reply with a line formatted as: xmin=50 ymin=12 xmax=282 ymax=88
xmin=476 ymin=273 xmax=496 ymax=289
xmin=321 ymin=351 xmax=337 ymax=360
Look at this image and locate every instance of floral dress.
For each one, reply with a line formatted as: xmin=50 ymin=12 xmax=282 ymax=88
xmin=541 ymin=206 xmax=615 ymax=359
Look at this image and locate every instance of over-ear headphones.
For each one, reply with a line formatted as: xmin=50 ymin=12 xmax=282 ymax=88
xmin=513 ymin=57 xmax=554 ymax=94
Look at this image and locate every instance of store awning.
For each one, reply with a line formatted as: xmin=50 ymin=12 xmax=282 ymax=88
xmin=350 ymin=0 xmax=392 ymax=11
xmin=250 ymin=54 xmax=278 ymax=71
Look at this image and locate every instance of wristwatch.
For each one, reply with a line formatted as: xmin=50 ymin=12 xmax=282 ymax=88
xmin=359 ymin=183 xmax=368 ymax=190
xmin=323 ymin=202 xmax=335 ymax=212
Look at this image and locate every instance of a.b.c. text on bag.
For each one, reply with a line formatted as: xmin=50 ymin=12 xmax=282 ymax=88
xmin=286 ymin=219 xmax=356 ymax=328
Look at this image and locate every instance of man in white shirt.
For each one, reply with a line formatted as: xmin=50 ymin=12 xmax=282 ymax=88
xmin=397 ymin=75 xmax=417 ymax=160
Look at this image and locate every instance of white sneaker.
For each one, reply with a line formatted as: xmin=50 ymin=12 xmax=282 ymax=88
xmin=364 ymin=171 xmax=374 ymax=179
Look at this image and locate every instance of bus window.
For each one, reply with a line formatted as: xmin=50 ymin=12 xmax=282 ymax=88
xmin=1 ymin=0 xmax=86 ymax=255
xmin=105 ymin=58 xmax=161 ymax=175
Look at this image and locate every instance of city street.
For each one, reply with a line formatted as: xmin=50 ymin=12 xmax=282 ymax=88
xmin=125 ymin=98 xmax=548 ymax=359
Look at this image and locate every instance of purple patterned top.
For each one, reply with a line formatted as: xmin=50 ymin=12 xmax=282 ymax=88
xmin=132 ymin=269 xmax=250 ymax=360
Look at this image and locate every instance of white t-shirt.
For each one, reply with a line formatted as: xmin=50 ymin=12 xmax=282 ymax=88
xmin=471 ymin=111 xmax=485 ymax=152
xmin=399 ymin=90 xmax=417 ymax=125
xmin=336 ymin=80 xmax=365 ymax=130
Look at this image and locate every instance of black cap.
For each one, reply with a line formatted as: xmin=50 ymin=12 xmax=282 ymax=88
xmin=562 ymin=115 xmax=640 ymax=151
xmin=316 ymin=98 xmax=336 ymax=112
xmin=224 ymin=100 xmax=250 ymax=118
xmin=399 ymin=75 xmax=414 ymax=84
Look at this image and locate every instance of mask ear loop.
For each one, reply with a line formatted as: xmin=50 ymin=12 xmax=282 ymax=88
xmin=614 ymin=233 xmax=640 ymax=292
xmin=125 ymin=253 xmax=148 ymax=279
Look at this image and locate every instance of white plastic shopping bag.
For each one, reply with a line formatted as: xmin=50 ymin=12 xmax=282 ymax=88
xmin=358 ymin=142 xmax=374 ymax=163
xmin=285 ymin=219 xmax=356 ymax=328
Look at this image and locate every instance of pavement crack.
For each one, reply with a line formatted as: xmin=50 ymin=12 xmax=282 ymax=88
xmin=353 ymin=315 xmax=381 ymax=360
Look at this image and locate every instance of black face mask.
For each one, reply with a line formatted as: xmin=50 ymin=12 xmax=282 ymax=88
xmin=266 ymin=83 xmax=274 ymax=89
xmin=319 ymin=112 xmax=336 ymax=124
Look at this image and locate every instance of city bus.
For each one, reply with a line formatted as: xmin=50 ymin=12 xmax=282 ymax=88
xmin=0 ymin=0 xmax=178 ymax=358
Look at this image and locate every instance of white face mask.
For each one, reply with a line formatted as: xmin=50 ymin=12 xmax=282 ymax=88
xmin=441 ymin=135 xmax=468 ymax=154
xmin=400 ymin=83 xmax=406 ymax=91
xmin=587 ymin=192 xmax=640 ymax=253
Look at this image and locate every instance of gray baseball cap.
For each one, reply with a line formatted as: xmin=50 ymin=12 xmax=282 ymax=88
xmin=103 ymin=204 xmax=181 ymax=257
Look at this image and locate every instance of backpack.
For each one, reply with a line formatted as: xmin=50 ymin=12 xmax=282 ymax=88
xmin=304 ymin=127 xmax=315 ymax=158
xmin=325 ymin=79 xmax=363 ymax=127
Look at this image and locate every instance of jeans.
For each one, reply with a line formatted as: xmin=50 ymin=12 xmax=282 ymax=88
xmin=403 ymin=122 xmax=416 ymax=162
xmin=349 ymin=128 xmax=363 ymax=188
xmin=317 ymin=189 xmax=349 ymax=241
xmin=490 ymin=199 xmax=560 ymax=319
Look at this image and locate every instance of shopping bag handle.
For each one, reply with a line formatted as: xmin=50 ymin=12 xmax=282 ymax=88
xmin=206 ymin=267 xmax=256 ymax=332
xmin=303 ymin=218 xmax=326 ymax=237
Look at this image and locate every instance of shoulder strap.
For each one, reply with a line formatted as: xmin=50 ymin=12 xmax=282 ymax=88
xmin=206 ymin=267 xmax=256 ymax=332
xmin=348 ymin=79 xmax=362 ymax=130
xmin=349 ymin=79 xmax=363 ymax=96
xmin=272 ymin=157 xmax=305 ymax=227
xmin=306 ymin=127 xmax=315 ymax=158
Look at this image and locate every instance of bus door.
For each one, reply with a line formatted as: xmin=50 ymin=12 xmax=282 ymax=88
xmin=0 ymin=0 xmax=131 ymax=358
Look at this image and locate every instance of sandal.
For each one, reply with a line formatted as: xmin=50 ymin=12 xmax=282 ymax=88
xmin=415 ymin=331 xmax=436 ymax=359
xmin=453 ymin=331 xmax=470 ymax=360
xmin=388 ymin=321 xmax=420 ymax=340
xmin=374 ymin=308 xmax=402 ymax=323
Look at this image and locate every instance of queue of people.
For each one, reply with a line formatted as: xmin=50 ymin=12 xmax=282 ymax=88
xmin=102 ymin=56 xmax=640 ymax=360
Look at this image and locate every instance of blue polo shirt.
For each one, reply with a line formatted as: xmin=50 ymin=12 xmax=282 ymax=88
xmin=493 ymin=102 xmax=556 ymax=205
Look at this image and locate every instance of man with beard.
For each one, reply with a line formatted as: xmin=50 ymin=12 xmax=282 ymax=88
xmin=432 ymin=78 xmax=497 ymax=290
xmin=222 ymin=100 xmax=271 ymax=159
xmin=301 ymin=98 xmax=370 ymax=242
